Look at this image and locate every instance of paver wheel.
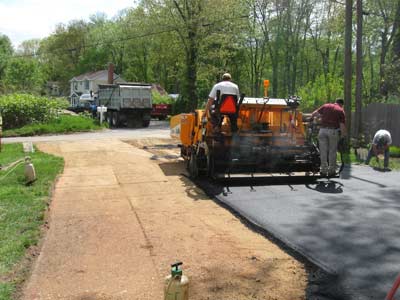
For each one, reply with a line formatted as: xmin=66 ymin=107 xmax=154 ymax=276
xmin=188 ymin=151 xmax=199 ymax=179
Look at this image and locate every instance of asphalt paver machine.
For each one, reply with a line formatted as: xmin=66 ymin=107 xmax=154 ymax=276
xmin=170 ymin=85 xmax=320 ymax=179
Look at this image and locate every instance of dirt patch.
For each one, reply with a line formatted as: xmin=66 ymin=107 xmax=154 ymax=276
xmin=125 ymin=138 xmax=308 ymax=299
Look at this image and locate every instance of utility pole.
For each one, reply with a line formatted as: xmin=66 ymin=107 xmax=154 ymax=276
xmin=355 ymin=0 xmax=363 ymax=143
xmin=344 ymin=0 xmax=353 ymax=148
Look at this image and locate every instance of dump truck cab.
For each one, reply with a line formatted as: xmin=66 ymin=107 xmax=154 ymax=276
xmin=171 ymin=94 xmax=320 ymax=178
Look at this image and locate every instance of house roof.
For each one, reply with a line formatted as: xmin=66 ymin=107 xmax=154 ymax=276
xmin=70 ymin=70 xmax=121 ymax=82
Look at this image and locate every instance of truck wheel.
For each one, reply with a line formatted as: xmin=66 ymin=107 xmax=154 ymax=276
xmin=107 ymin=112 xmax=113 ymax=127
xmin=142 ymin=120 xmax=150 ymax=127
xmin=112 ymin=111 xmax=120 ymax=128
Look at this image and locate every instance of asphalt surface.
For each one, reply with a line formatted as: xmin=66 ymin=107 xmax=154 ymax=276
xmin=2 ymin=120 xmax=170 ymax=144
xmin=198 ymin=166 xmax=400 ymax=300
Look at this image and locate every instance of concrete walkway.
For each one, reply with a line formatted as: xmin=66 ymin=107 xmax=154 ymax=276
xmin=23 ymin=140 xmax=164 ymax=299
xmin=23 ymin=139 xmax=307 ymax=300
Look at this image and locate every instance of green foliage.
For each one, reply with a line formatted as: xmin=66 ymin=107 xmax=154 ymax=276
xmin=0 ymin=34 xmax=13 ymax=85
xmin=2 ymin=58 xmax=45 ymax=93
xmin=2 ymin=114 xmax=104 ymax=137
xmin=390 ymin=146 xmax=400 ymax=157
xmin=0 ymin=144 xmax=64 ymax=299
xmin=152 ymin=91 xmax=174 ymax=104
xmin=0 ymin=0 xmax=398 ymax=108
xmin=172 ymin=95 xmax=189 ymax=115
xmin=0 ymin=94 xmax=68 ymax=129
xmin=298 ymin=74 xmax=344 ymax=112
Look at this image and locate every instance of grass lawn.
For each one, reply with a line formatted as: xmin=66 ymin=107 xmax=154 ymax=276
xmin=2 ymin=114 xmax=105 ymax=137
xmin=0 ymin=144 xmax=63 ymax=299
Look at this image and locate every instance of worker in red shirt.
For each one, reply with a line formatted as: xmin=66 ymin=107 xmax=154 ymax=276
xmin=311 ymin=98 xmax=347 ymax=177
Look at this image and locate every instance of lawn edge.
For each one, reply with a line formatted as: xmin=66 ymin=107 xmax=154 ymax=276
xmin=5 ymin=153 xmax=64 ymax=300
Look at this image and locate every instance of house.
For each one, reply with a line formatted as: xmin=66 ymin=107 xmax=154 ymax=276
xmin=69 ymin=65 xmax=125 ymax=107
xmin=45 ymin=81 xmax=62 ymax=97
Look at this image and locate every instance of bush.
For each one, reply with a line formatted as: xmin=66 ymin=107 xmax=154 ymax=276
xmin=390 ymin=146 xmax=400 ymax=157
xmin=0 ymin=94 xmax=68 ymax=129
xmin=298 ymin=74 xmax=344 ymax=112
xmin=152 ymin=90 xmax=174 ymax=104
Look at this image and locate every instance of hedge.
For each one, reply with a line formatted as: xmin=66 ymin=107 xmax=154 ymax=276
xmin=0 ymin=94 xmax=68 ymax=130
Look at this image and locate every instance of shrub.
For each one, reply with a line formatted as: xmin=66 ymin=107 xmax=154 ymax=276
xmin=390 ymin=146 xmax=400 ymax=157
xmin=152 ymin=90 xmax=174 ymax=104
xmin=0 ymin=94 xmax=68 ymax=129
xmin=298 ymin=74 xmax=344 ymax=112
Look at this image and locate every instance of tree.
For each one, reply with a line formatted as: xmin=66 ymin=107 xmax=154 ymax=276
xmin=39 ymin=20 xmax=89 ymax=93
xmin=0 ymin=34 xmax=13 ymax=84
xmin=17 ymin=39 xmax=41 ymax=57
xmin=3 ymin=57 xmax=44 ymax=92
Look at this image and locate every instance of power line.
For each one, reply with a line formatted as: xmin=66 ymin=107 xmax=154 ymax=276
xmin=11 ymin=14 xmax=249 ymax=59
xmin=12 ymin=27 xmax=177 ymax=59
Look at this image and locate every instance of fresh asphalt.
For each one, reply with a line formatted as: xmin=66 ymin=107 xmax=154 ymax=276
xmin=197 ymin=165 xmax=400 ymax=300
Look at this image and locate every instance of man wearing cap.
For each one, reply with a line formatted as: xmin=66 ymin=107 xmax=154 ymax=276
xmin=206 ymin=73 xmax=240 ymax=133
xmin=365 ymin=129 xmax=392 ymax=170
xmin=311 ymin=98 xmax=346 ymax=177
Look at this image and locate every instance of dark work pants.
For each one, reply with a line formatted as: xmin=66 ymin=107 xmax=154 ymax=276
xmin=366 ymin=146 xmax=389 ymax=168
xmin=210 ymin=111 xmax=238 ymax=133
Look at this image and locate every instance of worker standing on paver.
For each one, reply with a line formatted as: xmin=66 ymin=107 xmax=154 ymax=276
xmin=206 ymin=73 xmax=240 ymax=133
xmin=365 ymin=129 xmax=392 ymax=171
xmin=311 ymin=98 xmax=346 ymax=177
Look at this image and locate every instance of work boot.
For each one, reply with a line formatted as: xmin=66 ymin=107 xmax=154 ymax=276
xmin=328 ymin=167 xmax=337 ymax=178
xmin=328 ymin=171 xmax=337 ymax=178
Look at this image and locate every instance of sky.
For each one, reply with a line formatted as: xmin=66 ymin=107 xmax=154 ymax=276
xmin=0 ymin=0 xmax=135 ymax=48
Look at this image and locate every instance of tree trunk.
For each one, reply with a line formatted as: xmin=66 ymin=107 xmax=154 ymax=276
xmin=355 ymin=0 xmax=363 ymax=139
xmin=380 ymin=29 xmax=389 ymax=97
xmin=187 ymin=28 xmax=198 ymax=111
xmin=344 ymin=0 xmax=353 ymax=145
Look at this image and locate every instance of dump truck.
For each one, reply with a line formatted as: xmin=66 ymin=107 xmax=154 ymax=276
xmin=151 ymin=103 xmax=172 ymax=120
xmin=97 ymin=83 xmax=152 ymax=128
xmin=170 ymin=86 xmax=320 ymax=179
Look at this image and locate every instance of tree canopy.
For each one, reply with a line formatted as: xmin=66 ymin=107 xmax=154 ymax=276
xmin=1 ymin=0 xmax=400 ymax=112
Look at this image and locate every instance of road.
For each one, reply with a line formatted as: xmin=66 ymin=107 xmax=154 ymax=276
xmin=197 ymin=167 xmax=400 ymax=300
xmin=2 ymin=120 xmax=170 ymax=144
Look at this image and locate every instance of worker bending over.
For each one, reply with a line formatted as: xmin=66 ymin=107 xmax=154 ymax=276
xmin=365 ymin=129 xmax=392 ymax=171
xmin=311 ymin=98 xmax=346 ymax=177
xmin=206 ymin=73 xmax=240 ymax=133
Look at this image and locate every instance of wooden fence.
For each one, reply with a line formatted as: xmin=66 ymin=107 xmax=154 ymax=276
xmin=353 ymin=103 xmax=400 ymax=146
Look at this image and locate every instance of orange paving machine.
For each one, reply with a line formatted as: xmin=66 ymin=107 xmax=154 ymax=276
xmin=170 ymin=81 xmax=320 ymax=179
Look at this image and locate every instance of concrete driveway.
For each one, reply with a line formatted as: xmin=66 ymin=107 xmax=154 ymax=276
xmin=198 ymin=166 xmax=400 ymax=300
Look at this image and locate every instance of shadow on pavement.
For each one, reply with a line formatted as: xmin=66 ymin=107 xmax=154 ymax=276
xmin=306 ymin=180 xmax=344 ymax=194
